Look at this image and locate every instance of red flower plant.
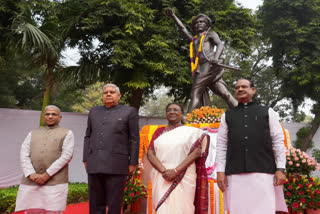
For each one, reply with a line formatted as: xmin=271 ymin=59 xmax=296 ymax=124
xmin=123 ymin=162 xmax=147 ymax=205
xmin=284 ymin=174 xmax=320 ymax=211
xmin=292 ymin=202 xmax=299 ymax=208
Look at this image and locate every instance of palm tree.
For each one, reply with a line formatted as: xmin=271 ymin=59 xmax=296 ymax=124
xmin=11 ymin=0 xmax=83 ymax=125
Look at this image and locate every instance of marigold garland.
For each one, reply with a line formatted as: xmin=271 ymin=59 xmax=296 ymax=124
xmin=190 ymin=34 xmax=206 ymax=73
xmin=219 ymin=189 xmax=224 ymax=214
xmin=186 ymin=106 xmax=225 ymax=124
xmin=209 ymin=180 xmax=215 ymax=214
xmin=285 ymin=129 xmax=292 ymax=148
xmin=281 ymin=124 xmax=289 ymax=149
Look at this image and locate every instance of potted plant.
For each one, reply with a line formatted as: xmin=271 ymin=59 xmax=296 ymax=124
xmin=123 ymin=163 xmax=147 ymax=213
xmin=284 ymin=175 xmax=320 ymax=213
xmin=286 ymin=147 xmax=320 ymax=176
xmin=284 ymin=147 xmax=320 ymax=213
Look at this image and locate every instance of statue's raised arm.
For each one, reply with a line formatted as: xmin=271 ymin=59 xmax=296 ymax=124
xmin=167 ymin=8 xmax=193 ymax=41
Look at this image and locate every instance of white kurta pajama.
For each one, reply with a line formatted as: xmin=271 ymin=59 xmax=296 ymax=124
xmin=216 ymin=108 xmax=288 ymax=214
xmin=150 ymin=126 xmax=208 ymax=214
xmin=15 ymin=130 xmax=74 ymax=212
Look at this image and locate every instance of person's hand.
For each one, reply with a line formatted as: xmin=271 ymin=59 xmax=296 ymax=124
xmin=128 ymin=165 xmax=137 ymax=175
xmin=167 ymin=8 xmax=174 ymax=17
xmin=83 ymin=161 xmax=87 ymax=169
xmin=210 ymin=59 xmax=218 ymax=65
xmin=217 ymin=172 xmax=228 ymax=192
xmin=34 ymin=172 xmax=51 ymax=185
xmin=162 ymin=169 xmax=177 ymax=181
xmin=28 ymin=173 xmax=39 ymax=182
xmin=274 ymin=171 xmax=286 ymax=186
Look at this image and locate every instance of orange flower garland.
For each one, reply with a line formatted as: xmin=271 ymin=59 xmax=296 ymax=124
xmin=280 ymin=124 xmax=289 ymax=149
xmin=209 ymin=180 xmax=215 ymax=214
xmin=186 ymin=106 xmax=225 ymax=124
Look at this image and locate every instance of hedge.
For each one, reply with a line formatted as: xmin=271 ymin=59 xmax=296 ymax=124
xmin=0 ymin=183 xmax=88 ymax=214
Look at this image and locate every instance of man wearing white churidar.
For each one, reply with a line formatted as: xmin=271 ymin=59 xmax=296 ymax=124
xmin=15 ymin=105 xmax=74 ymax=214
xmin=216 ymin=79 xmax=288 ymax=214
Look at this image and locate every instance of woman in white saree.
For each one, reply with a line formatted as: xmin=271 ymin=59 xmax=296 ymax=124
xmin=147 ymin=103 xmax=209 ymax=214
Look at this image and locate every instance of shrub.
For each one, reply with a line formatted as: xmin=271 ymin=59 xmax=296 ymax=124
xmin=286 ymin=147 xmax=320 ymax=176
xmin=0 ymin=183 xmax=88 ymax=214
xmin=283 ymin=175 xmax=320 ymax=211
xmin=67 ymin=183 xmax=89 ymax=204
xmin=0 ymin=186 xmax=19 ymax=213
xmin=294 ymin=126 xmax=313 ymax=149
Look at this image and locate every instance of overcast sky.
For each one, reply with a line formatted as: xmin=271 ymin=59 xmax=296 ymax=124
xmin=236 ymin=0 xmax=263 ymax=10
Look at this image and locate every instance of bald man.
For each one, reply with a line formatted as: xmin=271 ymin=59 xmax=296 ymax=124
xmin=15 ymin=105 xmax=75 ymax=214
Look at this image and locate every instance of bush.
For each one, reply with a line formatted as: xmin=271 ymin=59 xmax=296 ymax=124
xmin=284 ymin=147 xmax=320 ymax=211
xmin=286 ymin=147 xmax=319 ymax=176
xmin=0 ymin=183 xmax=88 ymax=214
xmin=284 ymin=175 xmax=320 ymax=211
xmin=0 ymin=186 xmax=19 ymax=213
xmin=312 ymin=149 xmax=320 ymax=163
xmin=294 ymin=126 xmax=313 ymax=149
xmin=67 ymin=183 xmax=89 ymax=204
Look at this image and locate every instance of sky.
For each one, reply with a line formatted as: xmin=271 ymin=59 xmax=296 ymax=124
xmin=235 ymin=0 xmax=314 ymax=117
xmin=236 ymin=0 xmax=263 ymax=10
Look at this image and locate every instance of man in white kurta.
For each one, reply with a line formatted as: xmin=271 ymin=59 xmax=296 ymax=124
xmin=216 ymin=79 xmax=288 ymax=214
xmin=15 ymin=105 xmax=74 ymax=214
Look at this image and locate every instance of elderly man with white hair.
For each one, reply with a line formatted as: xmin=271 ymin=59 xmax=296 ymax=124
xmin=83 ymin=83 xmax=140 ymax=214
xmin=15 ymin=105 xmax=75 ymax=214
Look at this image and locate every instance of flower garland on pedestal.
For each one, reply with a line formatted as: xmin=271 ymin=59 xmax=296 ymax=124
xmin=185 ymin=106 xmax=224 ymax=124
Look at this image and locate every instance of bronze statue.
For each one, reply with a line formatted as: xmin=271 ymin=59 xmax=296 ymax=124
xmin=167 ymin=9 xmax=238 ymax=112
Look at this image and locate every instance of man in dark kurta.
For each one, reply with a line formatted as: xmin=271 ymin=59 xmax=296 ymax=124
xmin=83 ymin=83 xmax=140 ymax=214
xmin=216 ymin=79 xmax=287 ymax=213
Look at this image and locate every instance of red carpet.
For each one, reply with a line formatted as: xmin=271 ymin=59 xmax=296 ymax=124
xmin=12 ymin=202 xmax=89 ymax=214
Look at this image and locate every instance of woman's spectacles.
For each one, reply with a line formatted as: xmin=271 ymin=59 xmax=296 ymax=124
xmin=166 ymin=108 xmax=182 ymax=113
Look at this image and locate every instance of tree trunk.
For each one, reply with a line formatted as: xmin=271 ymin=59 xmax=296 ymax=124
xmin=300 ymin=110 xmax=320 ymax=151
xmin=130 ymin=88 xmax=143 ymax=111
xmin=39 ymin=71 xmax=55 ymax=126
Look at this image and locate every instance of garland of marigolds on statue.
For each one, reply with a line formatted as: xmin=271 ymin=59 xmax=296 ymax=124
xmin=190 ymin=34 xmax=206 ymax=73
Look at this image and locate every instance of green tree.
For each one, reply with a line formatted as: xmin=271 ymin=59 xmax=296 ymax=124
xmin=10 ymin=0 xmax=84 ymax=125
xmin=65 ymin=0 xmax=257 ymax=110
xmin=0 ymin=0 xmax=23 ymax=107
xmin=259 ymin=0 xmax=320 ymax=150
xmin=139 ymin=86 xmax=174 ymax=117
xmin=72 ymin=82 xmax=105 ymax=113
